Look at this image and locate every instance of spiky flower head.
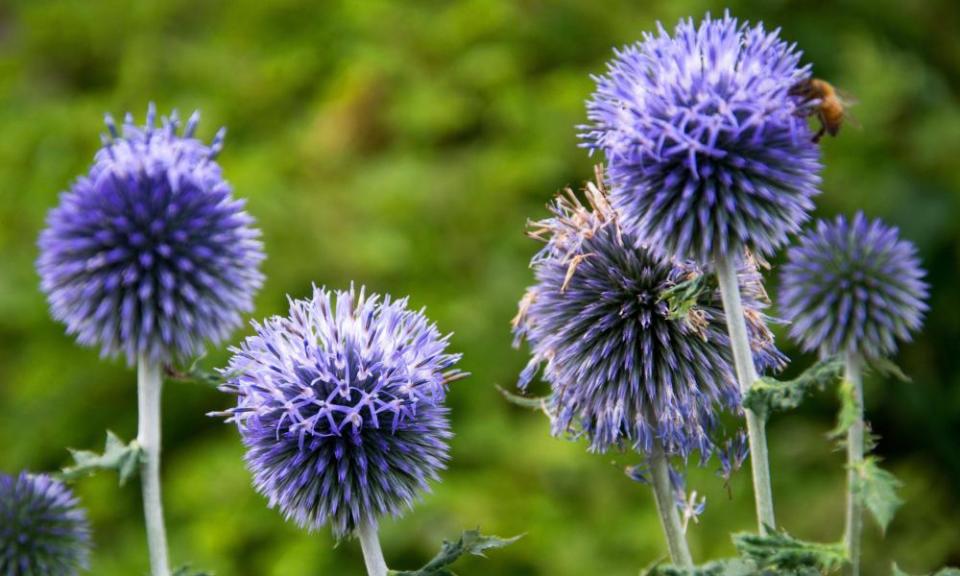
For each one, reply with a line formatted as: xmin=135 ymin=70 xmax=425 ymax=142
xmin=218 ymin=286 xmax=464 ymax=538
xmin=512 ymin=172 xmax=785 ymax=458
xmin=581 ymin=12 xmax=821 ymax=265
xmin=38 ymin=104 xmax=265 ymax=366
xmin=0 ymin=472 xmax=91 ymax=576
xmin=779 ymin=213 xmax=928 ymax=359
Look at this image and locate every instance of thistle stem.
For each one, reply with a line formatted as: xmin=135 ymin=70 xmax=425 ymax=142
xmin=843 ymin=352 xmax=864 ymax=576
xmin=137 ymin=355 xmax=171 ymax=576
xmin=715 ymin=255 xmax=776 ymax=533
xmin=649 ymin=440 xmax=693 ymax=567
xmin=357 ymin=521 xmax=388 ymax=576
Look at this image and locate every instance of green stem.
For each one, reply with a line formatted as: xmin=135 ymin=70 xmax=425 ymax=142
xmin=649 ymin=440 xmax=694 ymax=567
xmin=138 ymin=355 xmax=171 ymax=576
xmin=843 ymin=352 xmax=864 ymax=576
xmin=357 ymin=521 xmax=388 ymax=576
xmin=715 ymin=255 xmax=776 ymax=533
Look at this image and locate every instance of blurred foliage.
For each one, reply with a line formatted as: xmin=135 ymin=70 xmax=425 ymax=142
xmin=0 ymin=0 xmax=958 ymax=574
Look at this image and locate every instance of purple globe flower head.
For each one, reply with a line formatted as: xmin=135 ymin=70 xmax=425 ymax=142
xmin=217 ymin=286 xmax=465 ymax=539
xmin=581 ymin=12 xmax=822 ymax=265
xmin=38 ymin=104 xmax=265 ymax=366
xmin=779 ymin=213 xmax=929 ymax=359
xmin=0 ymin=472 xmax=92 ymax=576
xmin=512 ymin=172 xmax=786 ymax=459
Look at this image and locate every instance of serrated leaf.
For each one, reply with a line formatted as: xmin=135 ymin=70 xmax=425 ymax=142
xmin=61 ymin=431 xmax=143 ymax=486
xmin=643 ymin=558 xmax=757 ymax=576
xmin=743 ymin=357 xmax=844 ymax=420
xmin=854 ymin=457 xmax=903 ymax=534
xmin=828 ymin=378 xmax=858 ymax=440
xmin=388 ymin=529 xmax=522 ymax=576
xmin=172 ymin=566 xmax=214 ymax=576
xmin=733 ymin=527 xmax=846 ymax=574
xmin=891 ymin=562 xmax=960 ymax=576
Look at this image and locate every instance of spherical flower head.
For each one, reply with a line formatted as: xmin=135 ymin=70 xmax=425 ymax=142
xmin=779 ymin=213 xmax=928 ymax=359
xmin=0 ymin=472 xmax=91 ymax=576
xmin=218 ymin=286 xmax=464 ymax=538
xmin=38 ymin=104 xmax=265 ymax=366
xmin=512 ymin=173 xmax=785 ymax=458
xmin=581 ymin=12 xmax=822 ymax=265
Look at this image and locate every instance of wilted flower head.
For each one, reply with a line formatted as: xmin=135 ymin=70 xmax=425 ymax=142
xmin=38 ymin=104 xmax=264 ymax=365
xmin=779 ymin=213 xmax=928 ymax=359
xmin=0 ymin=472 xmax=91 ymax=576
xmin=513 ymin=172 xmax=785 ymax=458
xmin=218 ymin=286 xmax=464 ymax=538
xmin=581 ymin=12 xmax=821 ymax=264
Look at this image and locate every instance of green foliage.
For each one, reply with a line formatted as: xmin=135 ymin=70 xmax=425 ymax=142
xmin=892 ymin=563 xmax=960 ymax=576
xmin=61 ymin=431 xmax=142 ymax=486
xmin=732 ymin=528 xmax=846 ymax=574
xmin=853 ymin=457 xmax=904 ymax=534
xmin=388 ymin=530 xmax=522 ymax=576
xmin=643 ymin=558 xmax=758 ymax=576
xmin=869 ymin=358 xmax=912 ymax=383
xmin=164 ymin=354 xmax=222 ymax=388
xmin=828 ymin=378 xmax=858 ymax=440
xmin=743 ymin=357 xmax=845 ymax=420
xmin=173 ymin=566 xmax=214 ymax=576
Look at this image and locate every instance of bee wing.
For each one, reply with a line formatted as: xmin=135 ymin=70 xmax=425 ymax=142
xmin=835 ymin=88 xmax=862 ymax=130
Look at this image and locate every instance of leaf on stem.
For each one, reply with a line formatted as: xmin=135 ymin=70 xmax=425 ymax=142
xmin=173 ymin=566 xmax=214 ymax=576
xmin=742 ymin=356 xmax=844 ymax=420
xmin=828 ymin=378 xmax=858 ymax=440
xmin=643 ymin=558 xmax=757 ymax=576
xmin=164 ymin=353 xmax=222 ymax=388
xmin=732 ymin=527 xmax=846 ymax=574
xmin=853 ymin=457 xmax=903 ymax=534
xmin=61 ymin=430 xmax=143 ymax=486
xmin=388 ymin=529 xmax=523 ymax=576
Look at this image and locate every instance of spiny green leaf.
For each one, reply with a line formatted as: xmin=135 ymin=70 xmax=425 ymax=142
xmin=643 ymin=558 xmax=758 ymax=576
xmin=828 ymin=378 xmax=858 ymax=440
xmin=388 ymin=529 xmax=522 ymax=576
xmin=743 ymin=357 xmax=844 ymax=420
xmin=891 ymin=562 xmax=960 ymax=576
xmin=732 ymin=527 xmax=846 ymax=574
xmin=61 ymin=430 xmax=143 ymax=486
xmin=173 ymin=566 xmax=214 ymax=576
xmin=657 ymin=273 xmax=714 ymax=321
xmin=854 ymin=457 xmax=903 ymax=534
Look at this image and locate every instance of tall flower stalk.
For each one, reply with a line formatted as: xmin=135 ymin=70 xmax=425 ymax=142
xmin=581 ymin=13 xmax=822 ymax=533
xmin=215 ymin=286 xmax=464 ymax=575
xmin=780 ymin=214 xmax=928 ymax=574
xmin=512 ymin=175 xmax=785 ymax=565
xmin=38 ymin=105 xmax=264 ymax=575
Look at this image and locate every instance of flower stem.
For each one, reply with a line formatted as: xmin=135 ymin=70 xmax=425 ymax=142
xmin=649 ymin=440 xmax=693 ymax=567
xmin=715 ymin=255 xmax=776 ymax=534
xmin=137 ymin=355 xmax=171 ymax=576
xmin=357 ymin=521 xmax=388 ymax=576
xmin=843 ymin=352 xmax=864 ymax=576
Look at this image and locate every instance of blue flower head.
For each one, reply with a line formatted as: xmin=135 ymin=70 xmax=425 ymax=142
xmin=779 ymin=213 xmax=928 ymax=359
xmin=512 ymin=174 xmax=785 ymax=459
xmin=218 ymin=286 xmax=464 ymax=538
xmin=38 ymin=104 xmax=265 ymax=365
xmin=581 ymin=12 xmax=822 ymax=264
xmin=0 ymin=472 xmax=92 ymax=576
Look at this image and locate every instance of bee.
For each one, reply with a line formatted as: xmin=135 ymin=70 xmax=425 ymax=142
xmin=790 ymin=78 xmax=855 ymax=143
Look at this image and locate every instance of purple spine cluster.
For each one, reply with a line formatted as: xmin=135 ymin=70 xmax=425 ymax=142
xmin=38 ymin=104 xmax=264 ymax=365
xmin=581 ymin=12 xmax=821 ymax=265
xmin=218 ymin=286 xmax=464 ymax=538
xmin=780 ymin=213 xmax=929 ymax=358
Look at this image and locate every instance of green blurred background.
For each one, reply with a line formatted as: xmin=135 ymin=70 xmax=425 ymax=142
xmin=1 ymin=0 xmax=958 ymax=574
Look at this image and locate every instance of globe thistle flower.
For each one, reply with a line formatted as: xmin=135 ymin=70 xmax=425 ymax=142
xmin=218 ymin=286 xmax=464 ymax=539
xmin=779 ymin=213 xmax=928 ymax=359
xmin=0 ymin=472 xmax=91 ymax=576
xmin=38 ymin=104 xmax=265 ymax=365
xmin=512 ymin=173 xmax=785 ymax=458
xmin=581 ymin=12 xmax=822 ymax=265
